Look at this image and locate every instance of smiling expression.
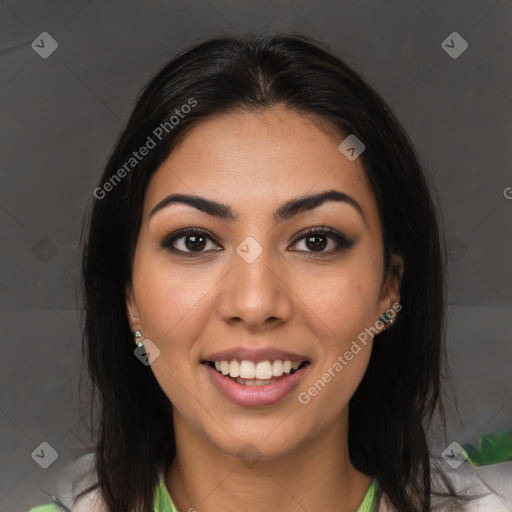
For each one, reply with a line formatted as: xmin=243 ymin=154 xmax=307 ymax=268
xmin=125 ymin=105 xmax=402 ymax=459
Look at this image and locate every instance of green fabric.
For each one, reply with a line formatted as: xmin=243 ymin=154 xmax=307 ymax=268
xmin=28 ymin=505 xmax=58 ymax=512
xmin=154 ymin=475 xmax=380 ymax=512
xmin=358 ymin=478 xmax=380 ymax=512
xmin=154 ymin=476 xmax=178 ymax=512
xmin=29 ymin=475 xmax=379 ymax=512
xmin=464 ymin=430 xmax=512 ymax=466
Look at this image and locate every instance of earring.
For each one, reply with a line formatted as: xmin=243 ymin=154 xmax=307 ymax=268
xmin=133 ymin=330 xmax=143 ymax=346
xmin=379 ymin=311 xmax=396 ymax=329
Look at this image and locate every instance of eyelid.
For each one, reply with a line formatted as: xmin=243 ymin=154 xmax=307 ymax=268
xmin=289 ymin=226 xmax=353 ymax=252
xmin=160 ymin=227 xmax=221 ymax=254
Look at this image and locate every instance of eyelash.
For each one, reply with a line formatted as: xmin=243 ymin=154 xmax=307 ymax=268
xmin=160 ymin=227 xmax=353 ymax=256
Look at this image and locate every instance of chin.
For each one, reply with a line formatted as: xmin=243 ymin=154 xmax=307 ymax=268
xmin=205 ymin=422 xmax=308 ymax=464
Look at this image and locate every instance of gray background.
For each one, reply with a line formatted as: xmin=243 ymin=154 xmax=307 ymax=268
xmin=1 ymin=1 xmax=511 ymax=510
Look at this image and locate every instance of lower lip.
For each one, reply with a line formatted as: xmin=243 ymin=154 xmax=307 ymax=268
xmin=204 ymin=363 xmax=309 ymax=407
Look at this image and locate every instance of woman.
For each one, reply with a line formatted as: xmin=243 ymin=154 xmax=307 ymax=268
xmin=28 ymin=33 xmax=509 ymax=512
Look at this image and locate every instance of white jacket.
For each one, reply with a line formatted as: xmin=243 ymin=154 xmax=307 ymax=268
xmin=44 ymin=452 xmax=512 ymax=511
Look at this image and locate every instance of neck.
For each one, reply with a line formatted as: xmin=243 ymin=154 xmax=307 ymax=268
xmin=165 ymin=409 xmax=372 ymax=512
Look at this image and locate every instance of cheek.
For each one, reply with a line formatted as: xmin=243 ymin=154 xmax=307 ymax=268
xmin=297 ymin=276 xmax=375 ymax=422
xmin=298 ymin=267 xmax=380 ymax=345
xmin=294 ymin=261 xmax=380 ymax=410
xmin=132 ymin=252 xmax=217 ymax=357
xmin=131 ymin=255 xmax=219 ymax=412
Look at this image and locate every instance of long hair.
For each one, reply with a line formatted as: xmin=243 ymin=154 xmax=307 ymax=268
xmin=78 ymin=33 xmax=468 ymax=511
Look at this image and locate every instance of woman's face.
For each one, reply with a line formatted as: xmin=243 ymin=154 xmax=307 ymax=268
xmin=126 ymin=106 xmax=402 ymax=460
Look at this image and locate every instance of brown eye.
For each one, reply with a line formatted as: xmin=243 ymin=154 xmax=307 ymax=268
xmin=161 ymin=228 xmax=221 ymax=254
xmin=304 ymin=233 xmax=328 ymax=251
xmin=182 ymin=233 xmax=207 ymax=251
xmin=290 ymin=228 xmax=353 ymax=254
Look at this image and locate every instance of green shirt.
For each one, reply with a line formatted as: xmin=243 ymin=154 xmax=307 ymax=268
xmin=29 ymin=475 xmax=380 ymax=512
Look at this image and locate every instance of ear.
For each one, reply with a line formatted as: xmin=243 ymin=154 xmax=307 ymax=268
xmin=125 ymin=282 xmax=141 ymax=331
xmin=376 ymin=253 xmax=404 ymax=329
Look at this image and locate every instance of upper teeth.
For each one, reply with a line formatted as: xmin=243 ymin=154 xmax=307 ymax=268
xmin=213 ymin=360 xmax=303 ymax=379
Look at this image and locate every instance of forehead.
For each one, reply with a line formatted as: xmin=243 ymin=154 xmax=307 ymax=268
xmin=143 ymin=107 xmax=379 ymax=228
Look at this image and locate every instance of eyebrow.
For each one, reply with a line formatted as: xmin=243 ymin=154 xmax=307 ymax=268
xmin=149 ymin=189 xmax=368 ymax=227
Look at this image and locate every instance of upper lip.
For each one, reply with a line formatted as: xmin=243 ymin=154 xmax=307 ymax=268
xmin=202 ymin=347 xmax=309 ymax=363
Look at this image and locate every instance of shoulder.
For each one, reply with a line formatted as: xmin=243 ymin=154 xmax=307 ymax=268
xmin=62 ymin=452 xmax=108 ymax=512
xmin=28 ymin=452 xmax=108 ymax=512
xmin=32 ymin=454 xmax=511 ymax=512
xmin=376 ymin=457 xmax=512 ymax=512
xmin=28 ymin=453 xmax=172 ymax=512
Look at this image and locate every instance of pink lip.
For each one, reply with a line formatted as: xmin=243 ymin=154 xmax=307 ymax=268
xmin=202 ymin=347 xmax=309 ymax=363
xmin=203 ymin=362 xmax=310 ymax=407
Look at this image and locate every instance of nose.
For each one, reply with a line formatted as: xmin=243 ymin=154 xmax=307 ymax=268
xmin=216 ymin=243 xmax=293 ymax=331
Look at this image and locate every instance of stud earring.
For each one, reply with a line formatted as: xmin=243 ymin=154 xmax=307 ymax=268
xmin=379 ymin=311 xmax=396 ymax=329
xmin=133 ymin=330 xmax=143 ymax=346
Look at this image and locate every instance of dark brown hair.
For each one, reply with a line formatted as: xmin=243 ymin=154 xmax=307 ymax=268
xmin=77 ymin=32 xmax=475 ymax=511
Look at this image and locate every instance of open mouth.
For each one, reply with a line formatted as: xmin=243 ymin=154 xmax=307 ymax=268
xmin=202 ymin=359 xmax=311 ymax=386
